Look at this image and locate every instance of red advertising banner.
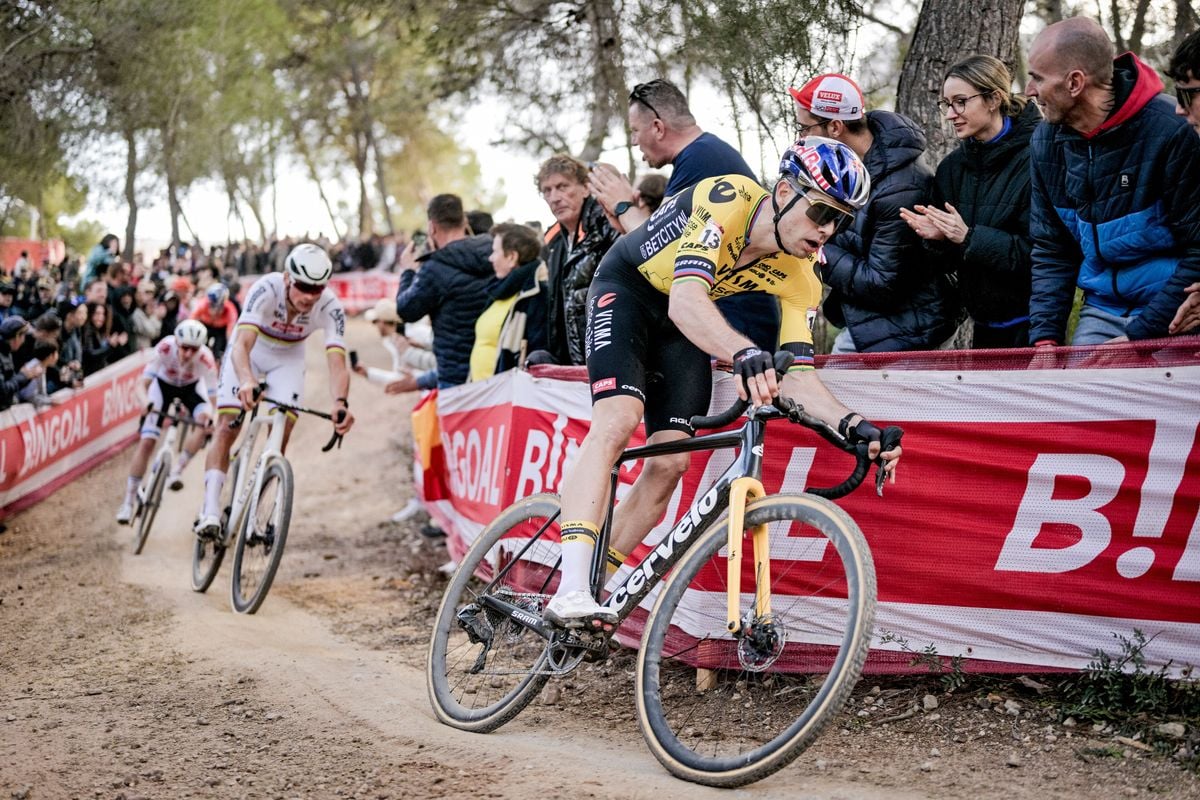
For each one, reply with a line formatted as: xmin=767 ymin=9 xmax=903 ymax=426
xmin=0 ymin=351 xmax=150 ymax=517
xmin=424 ymin=347 xmax=1200 ymax=674
xmin=238 ymin=271 xmax=399 ymax=316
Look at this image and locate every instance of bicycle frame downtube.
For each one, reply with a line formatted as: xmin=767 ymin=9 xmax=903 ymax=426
xmin=602 ymin=416 xmax=767 ymax=622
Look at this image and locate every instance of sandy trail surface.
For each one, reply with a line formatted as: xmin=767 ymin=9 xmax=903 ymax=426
xmin=2 ymin=318 xmax=1196 ymax=799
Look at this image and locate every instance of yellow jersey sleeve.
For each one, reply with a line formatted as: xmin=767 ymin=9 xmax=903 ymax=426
xmin=670 ymin=176 xmax=762 ymax=289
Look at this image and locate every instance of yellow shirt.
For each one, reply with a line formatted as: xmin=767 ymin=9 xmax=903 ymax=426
xmin=469 ymin=295 xmax=518 ymax=381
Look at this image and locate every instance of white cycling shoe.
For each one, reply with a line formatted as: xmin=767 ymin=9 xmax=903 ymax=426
xmin=115 ymin=499 xmax=134 ymax=525
xmin=167 ymin=467 xmax=184 ymax=492
xmin=194 ymin=514 xmax=221 ymax=540
xmin=543 ymin=589 xmax=618 ymax=628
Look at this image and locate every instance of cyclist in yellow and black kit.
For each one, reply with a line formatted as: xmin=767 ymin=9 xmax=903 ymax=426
xmin=545 ymin=136 xmax=905 ymax=626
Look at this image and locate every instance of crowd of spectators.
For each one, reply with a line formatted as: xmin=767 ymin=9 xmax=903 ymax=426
xmin=361 ymin=19 xmax=1200 ymax=426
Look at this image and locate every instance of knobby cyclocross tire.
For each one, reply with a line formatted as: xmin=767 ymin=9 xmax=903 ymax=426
xmin=635 ymin=493 xmax=876 ymax=788
xmin=191 ymin=451 xmax=240 ymax=593
xmin=230 ymin=458 xmax=293 ymax=614
xmin=132 ymin=454 xmax=168 ymax=555
xmin=427 ymin=493 xmax=563 ymax=733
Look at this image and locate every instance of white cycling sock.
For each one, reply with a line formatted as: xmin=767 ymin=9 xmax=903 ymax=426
xmin=202 ymin=469 xmax=226 ymax=518
xmin=125 ymin=475 xmax=140 ymax=501
xmin=556 ymin=520 xmax=600 ymax=597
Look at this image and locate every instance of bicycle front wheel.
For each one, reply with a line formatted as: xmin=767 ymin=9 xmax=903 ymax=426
xmin=230 ymin=458 xmax=293 ymax=614
xmin=191 ymin=451 xmax=240 ymax=593
xmin=132 ymin=454 xmax=167 ymax=555
xmin=427 ymin=493 xmax=563 ymax=733
xmin=636 ymin=493 xmax=876 ymax=788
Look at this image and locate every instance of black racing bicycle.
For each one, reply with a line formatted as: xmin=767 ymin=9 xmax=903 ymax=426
xmin=427 ymin=353 xmax=902 ymax=787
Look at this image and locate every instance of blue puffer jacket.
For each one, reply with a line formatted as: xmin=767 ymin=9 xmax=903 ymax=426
xmin=395 ymin=234 xmax=495 ymax=388
xmin=1028 ymin=52 xmax=1200 ymax=342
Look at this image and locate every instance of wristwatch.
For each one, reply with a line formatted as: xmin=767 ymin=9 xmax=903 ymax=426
xmin=613 ymin=200 xmax=634 ymax=217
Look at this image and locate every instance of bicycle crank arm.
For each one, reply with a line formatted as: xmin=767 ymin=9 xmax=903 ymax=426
xmin=725 ymin=476 xmax=767 ymax=635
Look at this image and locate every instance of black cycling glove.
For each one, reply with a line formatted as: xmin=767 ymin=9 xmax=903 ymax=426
xmin=732 ymin=347 xmax=776 ymax=392
xmin=845 ymin=416 xmax=904 ymax=452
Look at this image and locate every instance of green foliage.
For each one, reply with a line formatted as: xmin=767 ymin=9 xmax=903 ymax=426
xmin=1058 ymin=630 xmax=1200 ymax=728
xmin=878 ymin=631 xmax=968 ymax=691
xmin=382 ymin=123 xmax=505 ymax=234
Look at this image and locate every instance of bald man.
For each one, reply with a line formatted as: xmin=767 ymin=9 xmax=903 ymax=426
xmin=1025 ymin=17 xmax=1200 ymax=345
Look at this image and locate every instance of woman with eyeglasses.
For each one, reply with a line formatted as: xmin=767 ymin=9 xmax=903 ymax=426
xmin=900 ymin=55 xmax=1041 ymax=349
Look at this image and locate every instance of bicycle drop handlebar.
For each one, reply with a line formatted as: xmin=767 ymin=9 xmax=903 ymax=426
xmin=689 ymin=351 xmax=903 ymax=499
xmin=229 ymin=383 xmax=345 ymax=452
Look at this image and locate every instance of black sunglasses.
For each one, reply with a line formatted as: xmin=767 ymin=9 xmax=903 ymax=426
xmin=291 ymin=280 xmax=324 ymax=296
xmin=1177 ymin=84 xmax=1200 ymax=108
xmin=628 ymin=82 xmax=663 ymax=120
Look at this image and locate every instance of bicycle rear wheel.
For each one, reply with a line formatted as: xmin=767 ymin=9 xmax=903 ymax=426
xmin=230 ymin=458 xmax=293 ymax=614
xmin=132 ymin=454 xmax=167 ymax=555
xmin=636 ymin=494 xmax=876 ymax=788
xmin=427 ymin=493 xmax=562 ymax=733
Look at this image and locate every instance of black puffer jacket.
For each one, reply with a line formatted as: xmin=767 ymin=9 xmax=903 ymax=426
xmin=395 ymin=234 xmax=494 ymax=388
xmin=821 ymin=110 xmax=957 ymax=352
xmin=542 ymin=196 xmax=620 ymax=364
xmin=928 ymin=102 xmax=1040 ymax=326
xmin=0 ymin=337 xmax=30 ymax=411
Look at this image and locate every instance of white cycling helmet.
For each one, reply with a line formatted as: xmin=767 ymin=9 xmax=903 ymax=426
xmin=285 ymin=243 xmax=333 ymax=287
xmin=175 ymin=319 xmax=207 ymax=348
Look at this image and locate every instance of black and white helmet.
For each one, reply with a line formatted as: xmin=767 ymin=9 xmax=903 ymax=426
xmin=285 ymin=243 xmax=333 ymax=287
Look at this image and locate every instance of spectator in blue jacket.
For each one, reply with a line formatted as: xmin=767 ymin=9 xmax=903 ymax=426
xmin=393 ymin=193 xmax=493 ymax=390
xmin=1025 ymin=17 xmax=1200 ymax=346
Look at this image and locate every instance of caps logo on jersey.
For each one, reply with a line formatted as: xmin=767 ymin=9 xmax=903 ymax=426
xmin=597 ymin=292 xmax=617 ymax=308
xmin=592 ymin=377 xmax=616 ymax=393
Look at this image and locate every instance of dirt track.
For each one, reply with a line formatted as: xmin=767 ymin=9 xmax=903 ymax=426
xmin=2 ymin=318 xmax=1198 ymax=799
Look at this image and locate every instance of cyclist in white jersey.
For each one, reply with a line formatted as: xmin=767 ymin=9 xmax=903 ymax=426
xmin=116 ymin=320 xmax=218 ymax=524
xmin=194 ymin=243 xmax=355 ymax=537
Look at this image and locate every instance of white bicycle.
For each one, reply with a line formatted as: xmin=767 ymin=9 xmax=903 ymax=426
xmin=130 ymin=398 xmax=202 ymax=555
xmin=190 ymin=384 xmax=343 ymax=614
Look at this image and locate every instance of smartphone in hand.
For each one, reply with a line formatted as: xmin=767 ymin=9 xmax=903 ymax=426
xmin=349 ymin=350 xmax=359 ymax=369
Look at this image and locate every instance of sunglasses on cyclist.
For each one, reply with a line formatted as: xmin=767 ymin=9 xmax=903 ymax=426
xmin=179 ymin=344 xmax=199 ymax=354
xmin=802 ymin=191 xmax=855 ymax=233
xmin=290 ymin=280 xmax=325 ymax=296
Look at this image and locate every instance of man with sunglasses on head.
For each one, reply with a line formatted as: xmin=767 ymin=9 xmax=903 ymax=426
xmin=790 ymin=73 xmax=957 ymax=353
xmin=193 ymin=243 xmax=355 ymax=539
xmin=116 ymin=320 xmax=218 ymax=524
xmin=1025 ymin=17 xmax=1200 ymax=346
xmin=543 ymin=138 xmax=904 ymax=625
xmin=589 ymin=78 xmax=781 ymax=352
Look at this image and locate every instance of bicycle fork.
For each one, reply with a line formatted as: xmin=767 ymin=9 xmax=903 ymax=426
xmin=725 ymin=476 xmax=770 ymax=635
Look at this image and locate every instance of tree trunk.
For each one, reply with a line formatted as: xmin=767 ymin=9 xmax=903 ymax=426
xmin=368 ymin=122 xmax=394 ymax=235
xmin=291 ymin=120 xmax=342 ymax=240
xmin=166 ymin=169 xmax=182 ymax=251
xmin=122 ymin=126 xmax=138 ymax=261
xmin=238 ymin=184 xmax=268 ymax=243
xmin=1127 ymin=0 xmax=1153 ymax=53
xmin=1176 ymin=0 xmax=1198 ymax=45
xmin=896 ymin=0 xmax=1026 ymax=166
xmin=1111 ymin=0 xmax=1127 ymax=50
xmin=580 ymin=0 xmax=624 ymax=161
